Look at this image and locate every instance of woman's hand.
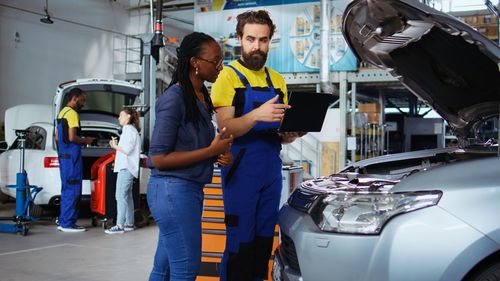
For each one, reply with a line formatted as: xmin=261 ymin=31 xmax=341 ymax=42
xmin=216 ymin=150 xmax=232 ymax=166
xmin=208 ymin=127 xmax=234 ymax=157
xmin=109 ymin=137 xmax=118 ymax=149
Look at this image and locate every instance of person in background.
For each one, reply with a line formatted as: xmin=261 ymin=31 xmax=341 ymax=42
xmin=56 ymin=88 xmax=95 ymax=233
xmin=105 ymin=107 xmax=141 ymax=234
xmin=210 ymin=10 xmax=302 ymax=281
xmin=147 ymin=32 xmax=233 ymax=281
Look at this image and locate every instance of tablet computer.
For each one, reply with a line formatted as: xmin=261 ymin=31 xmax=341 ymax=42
xmin=278 ymin=92 xmax=336 ymax=132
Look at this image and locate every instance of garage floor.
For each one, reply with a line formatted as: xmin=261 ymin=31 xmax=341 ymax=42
xmin=0 ymin=202 xmax=157 ymax=281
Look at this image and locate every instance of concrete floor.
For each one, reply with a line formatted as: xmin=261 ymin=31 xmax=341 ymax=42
xmin=0 ymin=202 xmax=158 ymax=281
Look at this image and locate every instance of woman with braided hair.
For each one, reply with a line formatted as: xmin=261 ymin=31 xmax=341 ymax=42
xmin=147 ymin=32 xmax=233 ymax=281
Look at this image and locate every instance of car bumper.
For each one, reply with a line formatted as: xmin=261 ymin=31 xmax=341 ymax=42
xmin=34 ymin=179 xmax=92 ymax=205
xmin=276 ymin=203 xmax=496 ymax=281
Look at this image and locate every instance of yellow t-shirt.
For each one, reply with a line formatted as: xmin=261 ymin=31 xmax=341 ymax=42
xmin=57 ymin=106 xmax=80 ymax=128
xmin=211 ymin=60 xmax=288 ymax=114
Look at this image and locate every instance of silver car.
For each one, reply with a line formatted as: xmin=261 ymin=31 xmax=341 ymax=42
xmin=274 ymin=1 xmax=500 ymax=281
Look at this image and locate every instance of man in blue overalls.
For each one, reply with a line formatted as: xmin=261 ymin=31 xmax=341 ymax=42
xmin=56 ymin=88 xmax=94 ymax=232
xmin=211 ymin=10 xmax=302 ymax=281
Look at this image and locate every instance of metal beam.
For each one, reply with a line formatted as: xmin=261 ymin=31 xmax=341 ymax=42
xmin=339 ymin=71 xmax=348 ymax=169
xmin=283 ymin=68 xmax=398 ymax=85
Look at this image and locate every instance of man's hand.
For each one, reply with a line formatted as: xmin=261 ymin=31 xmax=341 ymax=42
xmin=278 ymin=131 xmax=306 ymax=144
xmin=83 ymin=137 xmax=95 ymax=146
xmin=252 ymin=95 xmax=290 ymax=123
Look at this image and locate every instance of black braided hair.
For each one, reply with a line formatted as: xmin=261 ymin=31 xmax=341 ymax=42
xmin=168 ymin=32 xmax=216 ymax=128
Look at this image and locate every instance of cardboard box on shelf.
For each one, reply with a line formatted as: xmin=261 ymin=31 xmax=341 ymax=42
xmin=486 ymin=25 xmax=499 ymax=37
xmin=367 ymin=112 xmax=380 ymax=124
xmin=477 ymin=15 xmax=485 ymax=24
xmin=358 ymin=103 xmax=381 ymax=113
xmin=321 ymin=141 xmax=340 ymax=175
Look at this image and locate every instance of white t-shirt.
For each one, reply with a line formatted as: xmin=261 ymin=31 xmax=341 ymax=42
xmin=114 ymin=124 xmax=141 ymax=178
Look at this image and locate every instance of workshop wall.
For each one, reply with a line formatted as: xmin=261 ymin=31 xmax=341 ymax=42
xmin=0 ymin=0 xmax=131 ymax=125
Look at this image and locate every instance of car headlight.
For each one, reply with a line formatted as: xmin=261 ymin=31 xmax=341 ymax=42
xmin=310 ymin=191 xmax=442 ymax=234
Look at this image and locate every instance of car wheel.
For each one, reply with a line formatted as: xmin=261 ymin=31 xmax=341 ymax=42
xmin=134 ymin=208 xmax=149 ymax=228
xmin=29 ymin=204 xmax=44 ymax=218
xmin=271 ymin=250 xmax=284 ymax=281
xmin=101 ymin=218 xmax=114 ymax=229
xmin=466 ymin=261 xmax=500 ymax=281
xmin=91 ymin=217 xmax=98 ymax=227
xmin=0 ymin=190 xmax=11 ymax=204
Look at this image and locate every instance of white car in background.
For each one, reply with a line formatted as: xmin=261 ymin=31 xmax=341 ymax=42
xmin=0 ymin=79 xmax=148 ymax=215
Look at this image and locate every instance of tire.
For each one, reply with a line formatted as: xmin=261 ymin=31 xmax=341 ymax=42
xmin=91 ymin=217 xmax=98 ymax=227
xmin=134 ymin=208 xmax=149 ymax=228
xmin=29 ymin=204 xmax=44 ymax=218
xmin=0 ymin=190 xmax=12 ymax=204
xmin=101 ymin=218 xmax=114 ymax=229
xmin=467 ymin=261 xmax=500 ymax=281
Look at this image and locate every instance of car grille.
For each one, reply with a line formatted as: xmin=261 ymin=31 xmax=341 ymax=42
xmin=281 ymin=233 xmax=301 ymax=273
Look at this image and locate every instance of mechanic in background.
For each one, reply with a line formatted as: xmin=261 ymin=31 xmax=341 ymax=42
xmin=55 ymin=88 xmax=94 ymax=232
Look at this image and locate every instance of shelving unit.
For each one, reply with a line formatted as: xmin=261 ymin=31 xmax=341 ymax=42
xmin=451 ymin=9 xmax=499 ymax=42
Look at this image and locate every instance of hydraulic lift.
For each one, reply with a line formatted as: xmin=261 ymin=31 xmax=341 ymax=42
xmin=0 ymin=129 xmax=42 ymax=235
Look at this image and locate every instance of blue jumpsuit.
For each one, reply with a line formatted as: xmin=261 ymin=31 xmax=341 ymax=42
xmin=220 ymin=65 xmax=284 ymax=281
xmin=57 ymin=109 xmax=83 ymax=228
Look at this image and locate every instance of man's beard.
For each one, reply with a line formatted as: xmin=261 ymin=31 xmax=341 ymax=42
xmin=241 ymin=49 xmax=268 ymax=71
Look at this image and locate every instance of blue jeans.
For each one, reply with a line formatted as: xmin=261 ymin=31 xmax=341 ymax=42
xmin=147 ymin=176 xmax=204 ymax=281
xmin=116 ymin=169 xmax=135 ymax=227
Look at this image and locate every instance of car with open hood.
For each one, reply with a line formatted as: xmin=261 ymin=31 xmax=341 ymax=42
xmin=0 ymin=79 xmax=148 ymax=213
xmin=273 ymin=1 xmax=500 ymax=281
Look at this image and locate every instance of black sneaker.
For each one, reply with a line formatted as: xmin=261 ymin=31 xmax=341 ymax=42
xmin=57 ymin=225 xmax=86 ymax=233
xmin=124 ymin=225 xmax=135 ymax=232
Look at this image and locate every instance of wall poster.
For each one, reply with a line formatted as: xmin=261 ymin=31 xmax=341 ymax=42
xmin=194 ymin=0 xmax=357 ymax=73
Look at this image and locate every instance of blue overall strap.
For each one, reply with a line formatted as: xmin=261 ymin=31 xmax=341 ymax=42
xmin=58 ymin=107 xmax=82 ymax=144
xmin=226 ymin=65 xmax=276 ymax=93
xmin=226 ymin=65 xmax=252 ymax=91
xmin=264 ymin=67 xmax=276 ymax=93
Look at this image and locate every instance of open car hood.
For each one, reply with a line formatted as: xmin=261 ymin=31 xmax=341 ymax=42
xmin=54 ymin=78 xmax=142 ymax=124
xmin=342 ymin=0 xmax=500 ymax=138
xmin=4 ymin=104 xmax=52 ymax=146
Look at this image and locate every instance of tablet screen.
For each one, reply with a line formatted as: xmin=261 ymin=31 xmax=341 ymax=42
xmin=279 ymin=92 xmax=335 ymax=132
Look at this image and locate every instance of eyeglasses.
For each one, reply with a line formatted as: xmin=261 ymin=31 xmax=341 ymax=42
xmin=197 ymin=57 xmax=224 ymax=69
